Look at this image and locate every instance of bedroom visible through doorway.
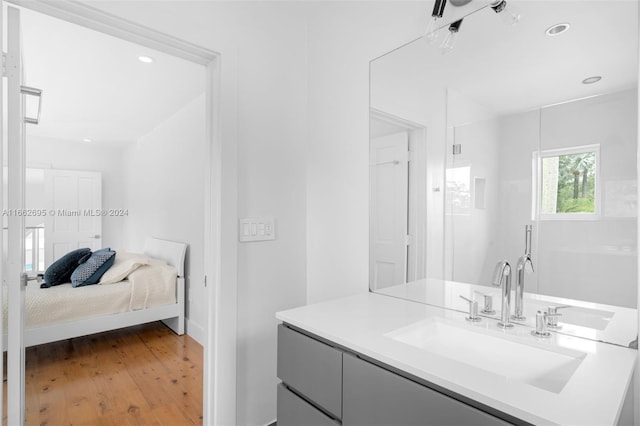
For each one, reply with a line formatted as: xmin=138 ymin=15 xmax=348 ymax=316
xmin=2 ymin=3 xmax=213 ymax=423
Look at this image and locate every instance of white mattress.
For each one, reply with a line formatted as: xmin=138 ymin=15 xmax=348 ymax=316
xmin=3 ymin=259 xmax=178 ymax=330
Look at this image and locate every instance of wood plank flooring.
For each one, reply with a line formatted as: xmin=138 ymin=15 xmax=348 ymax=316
xmin=3 ymin=321 xmax=203 ymax=425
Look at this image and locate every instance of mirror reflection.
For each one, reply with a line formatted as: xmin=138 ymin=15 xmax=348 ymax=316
xmin=370 ymin=0 xmax=638 ymax=347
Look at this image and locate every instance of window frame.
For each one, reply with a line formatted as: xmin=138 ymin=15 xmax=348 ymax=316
xmin=532 ymin=144 xmax=601 ymax=221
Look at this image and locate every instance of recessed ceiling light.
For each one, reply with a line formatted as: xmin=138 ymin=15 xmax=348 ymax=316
xmin=82 ymin=138 xmax=92 ymax=143
xmin=582 ymin=76 xmax=602 ymax=85
xmin=546 ymin=23 xmax=570 ymax=36
xmin=138 ymin=55 xmax=154 ymax=64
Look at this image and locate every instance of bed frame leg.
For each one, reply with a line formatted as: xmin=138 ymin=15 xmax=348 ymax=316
xmin=162 ymin=316 xmax=185 ymax=335
xmin=163 ymin=276 xmax=185 ymax=335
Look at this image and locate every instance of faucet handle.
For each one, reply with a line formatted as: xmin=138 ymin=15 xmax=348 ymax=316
xmin=474 ymin=290 xmax=496 ymax=315
xmin=532 ymin=310 xmax=560 ymax=338
xmin=547 ymin=305 xmax=569 ymax=329
xmin=459 ymin=295 xmax=482 ymax=322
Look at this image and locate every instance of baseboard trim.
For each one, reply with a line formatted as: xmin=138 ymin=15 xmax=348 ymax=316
xmin=265 ymin=420 xmax=277 ymax=426
xmin=186 ymin=318 xmax=205 ymax=345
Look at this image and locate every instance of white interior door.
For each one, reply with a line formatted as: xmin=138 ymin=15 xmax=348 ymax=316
xmin=5 ymin=5 xmax=27 ymax=424
xmin=369 ymin=132 xmax=409 ymax=290
xmin=44 ymin=169 xmax=102 ymax=264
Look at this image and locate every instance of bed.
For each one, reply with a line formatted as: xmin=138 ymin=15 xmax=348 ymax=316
xmin=3 ymin=237 xmax=187 ymax=348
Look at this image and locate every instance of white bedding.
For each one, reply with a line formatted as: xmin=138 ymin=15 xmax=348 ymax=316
xmin=3 ymin=257 xmax=178 ymax=329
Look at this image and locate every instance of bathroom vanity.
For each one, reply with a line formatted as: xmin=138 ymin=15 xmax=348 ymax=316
xmin=277 ymin=322 xmax=514 ymax=425
xmin=276 ymin=292 xmax=636 ymax=425
xmin=338 ymin=1 xmax=640 ymax=424
xmin=377 ymin=278 xmax=638 ymax=347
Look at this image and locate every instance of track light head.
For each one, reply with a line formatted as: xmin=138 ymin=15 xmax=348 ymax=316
xmin=490 ymin=0 xmax=522 ymax=25
xmin=440 ymin=19 xmax=463 ymax=54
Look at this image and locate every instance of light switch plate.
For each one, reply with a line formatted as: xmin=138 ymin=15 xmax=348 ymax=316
xmin=239 ymin=217 xmax=276 ymax=242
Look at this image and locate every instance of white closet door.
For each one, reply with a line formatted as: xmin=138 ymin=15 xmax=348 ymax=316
xmin=43 ymin=169 xmax=103 ymax=264
xmin=369 ymin=132 xmax=409 ymax=290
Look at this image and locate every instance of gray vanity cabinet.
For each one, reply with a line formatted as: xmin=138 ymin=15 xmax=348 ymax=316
xmin=277 ymin=324 xmax=515 ymax=426
xmin=277 ymin=384 xmax=340 ymax=426
xmin=277 ymin=325 xmax=343 ymax=422
xmin=342 ymin=353 xmax=511 ymax=426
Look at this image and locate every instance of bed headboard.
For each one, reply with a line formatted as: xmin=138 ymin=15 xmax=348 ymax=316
xmin=143 ymin=237 xmax=187 ymax=277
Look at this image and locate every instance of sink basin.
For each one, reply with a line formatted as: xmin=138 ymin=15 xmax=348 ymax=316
xmin=385 ymin=318 xmax=586 ymax=393
xmin=526 ymin=302 xmax=613 ymax=330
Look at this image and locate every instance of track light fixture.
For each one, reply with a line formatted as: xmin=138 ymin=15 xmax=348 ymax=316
xmin=440 ymin=19 xmax=463 ymax=54
xmin=490 ymin=0 xmax=522 ymax=26
xmin=424 ymin=0 xmax=523 ymax=53
xmin=424 ymin=0 xmax=447 ymax=44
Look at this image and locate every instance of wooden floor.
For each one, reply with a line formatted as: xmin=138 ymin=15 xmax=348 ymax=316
xmin=4 ymin=321 xmax=203 ymax=425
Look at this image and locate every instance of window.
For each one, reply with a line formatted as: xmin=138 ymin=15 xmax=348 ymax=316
xmin=446 ymin=166 xmax=471 ymax=215
xmin=24 ymin=226 xmax=45 ymax=274
xmin=535 ymin=144 xmax=600 ymax=219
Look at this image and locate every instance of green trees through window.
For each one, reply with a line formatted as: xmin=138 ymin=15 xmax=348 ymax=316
xmin=540 ymin=147 xmax=598 ymax=216
xmin=556 ymin=151 xmax=596 ymax=212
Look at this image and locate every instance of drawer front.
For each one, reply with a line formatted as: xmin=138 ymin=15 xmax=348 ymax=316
xmin=342 ymin=354 xmax=511 ymax=426
xmin=278 ymin=384 xmax=340 ymax=426
xmin=277 ymin=324 xmax=342 ymax=418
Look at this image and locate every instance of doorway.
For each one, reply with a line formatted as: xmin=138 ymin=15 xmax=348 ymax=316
xmin=369 ymin=109 xmax=427 ymax=290
xmin=1 ymin=2 xmax=221 ymax=423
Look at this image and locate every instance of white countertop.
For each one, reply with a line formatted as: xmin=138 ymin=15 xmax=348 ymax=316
xmin=376 ymin=278 xmax=638 ymax=347
xmin=276 ymin=292 xmax=637 ymax=426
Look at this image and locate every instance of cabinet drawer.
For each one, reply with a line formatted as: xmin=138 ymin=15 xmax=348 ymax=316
xmin=277 ymin=324 xmax=342 ymax=418
xmin=342 ymin=354 xmax=511 ymax=426
xmin=278 ymin=384 xmax=340 ymax=426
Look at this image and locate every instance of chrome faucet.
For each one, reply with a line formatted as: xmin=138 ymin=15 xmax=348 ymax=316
xmin=492 ymin=260 xmax=513 ymax=328
xmin=513 ymin=253 xmax=533 ymax=320
xmin=512 ymin=225 xmax=534 ymax=321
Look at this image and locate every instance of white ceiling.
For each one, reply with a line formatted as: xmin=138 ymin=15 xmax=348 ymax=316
xmin=373 ymin=0 xmax=638 ymax=117
xmin=20 ymin=7 xmax=205 ymax=144
xmin=450 ymin=0 xmax=638 ymax=114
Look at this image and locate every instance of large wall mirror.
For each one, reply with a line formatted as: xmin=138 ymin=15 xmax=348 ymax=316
xmin=370 ymin=0 xmax=638 ymax=346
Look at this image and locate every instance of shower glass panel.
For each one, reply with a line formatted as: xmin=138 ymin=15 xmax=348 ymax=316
xmin=446 ymin=89 xmax=541 ymax=293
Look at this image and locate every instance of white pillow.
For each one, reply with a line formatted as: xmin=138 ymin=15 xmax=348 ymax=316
xmin=99 ymin=252 xmax=151 ymax=285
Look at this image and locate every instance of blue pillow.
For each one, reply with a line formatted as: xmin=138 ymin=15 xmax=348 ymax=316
xmin=71 ymin=248 xmax=117 ymax=288
xmin=43 ymin=248 xmax=92 ymax=287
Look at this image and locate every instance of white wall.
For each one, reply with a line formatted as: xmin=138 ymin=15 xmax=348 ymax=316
xmin=494 ymin=109 xmax=541 ymax=291
xmin=446 ymin=89 xmax=637 ymax=308
xmin=120 ymin=94 xmax=208 ymax=341
xmin=307 ymin=2 xmax=440 ymax=303
xmin=536 ymin=90 xmax=637 ymax=307
xmin=88 ymin=2 xmax=309 ymax=424
xmin=497 ymin=90 xmax=638 ymax=307
xmin=25 ymin=136 xmax=127 ymax=248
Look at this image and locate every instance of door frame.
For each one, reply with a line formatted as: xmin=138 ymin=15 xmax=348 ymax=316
xmin=1 ymin=1 xmax=234 ymax=424
xmin=370 ymin=108 xmax=428 ymax=284
xmin=369 ymin=130 xmax=409 ymax=290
